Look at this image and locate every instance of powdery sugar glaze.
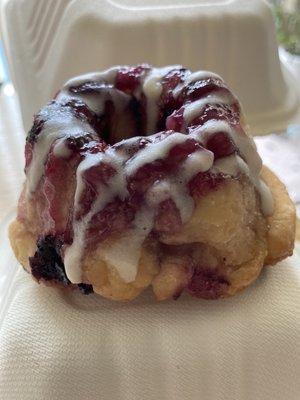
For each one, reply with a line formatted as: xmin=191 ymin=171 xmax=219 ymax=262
xmin=25 ymin=65 xmax=273 ymax=284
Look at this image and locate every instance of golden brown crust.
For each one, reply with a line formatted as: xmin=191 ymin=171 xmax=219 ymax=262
xmin=8 ymin=167 xmax=296 ymax=301
xmin=8 ymin=219 xmax=36 ymax=272
xmin=261 ymin=166 xmax=296 ymax=266
xmin=82 ymin=241 xmax=159 ymax=301
xmin=296 ymin=219 xmax=300 ymax=242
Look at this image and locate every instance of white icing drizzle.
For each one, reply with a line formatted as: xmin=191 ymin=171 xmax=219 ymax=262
xmin=57 ymin=89 xmax=130 ymax=116
xmin=191 ymin=119 xmax=262 ymax=176
xmin=26 ymin=114 xmax=94 ymax=197
xmin=125 ymin=132 xmax=189 ymax=175
xmin=256 ymin=180 xmax=274 ymax=216
xmin=64 ymin=148 xmax=128 ymax=283
xmin=175 ymin=150 xmax=214 ymax=222
xmin=101 ymin=206 xmax=155 ymax=282
xmin=180 ymin=150 xmax=214 ymax=181
xmin=186 ymin=70 xmax=222 ymax=84
xmin=169 ymin=182 xmax=194 ymax=223
xmin=63 ymin=66 xmax=120 ymax=89
xmin=146 ymin=180 xmax=172 ymax=207
xmin=142 ymin=66 xmax=180 ymax=134
xmin=147 ymin=179 xmax=194 ymax=223
xmin=173 ymin=70 xmax=223 ymax=98
xmin=183 ymin=93 xmax=234 ymax=124
xmin=58 ymin=66 xmax=130 ymax=116
xmin=213 ymin=154 xmax=251 ymax=177
xmin=73 ymin=153 xmax=106 ymax=209
xmin=53 ymin=138 xmax=72 ymax=158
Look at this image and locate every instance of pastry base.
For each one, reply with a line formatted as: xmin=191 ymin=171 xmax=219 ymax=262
xmin=8 ymin=167 xmax=295 ymax=301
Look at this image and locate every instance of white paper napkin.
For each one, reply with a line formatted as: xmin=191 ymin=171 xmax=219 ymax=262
xmin=0 ymin=243 xmax=300 ymax=400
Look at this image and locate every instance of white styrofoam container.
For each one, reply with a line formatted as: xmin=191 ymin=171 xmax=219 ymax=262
xmin=1 ymin=2 xmax=300 ymax=399
xmin=1 ymin=0 xmax=299 ymax=135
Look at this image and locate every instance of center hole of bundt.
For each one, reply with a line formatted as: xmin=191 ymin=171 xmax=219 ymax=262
xmin=69 ymin=88 xmax=181 ymax=146
xmin=98 ymin=97 xmax=182 ymax=145
xmin=69 ymin=85 xmax=147 ymax=145
xmin=100 ymin=97 xmax=145 ymax=145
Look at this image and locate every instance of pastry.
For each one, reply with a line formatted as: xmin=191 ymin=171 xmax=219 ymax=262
xmin=9 ymin=65 xmax=296 ymax=301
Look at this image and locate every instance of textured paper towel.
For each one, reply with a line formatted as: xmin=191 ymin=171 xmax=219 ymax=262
xmin=0 ymin=246 xmax=300 ymax=400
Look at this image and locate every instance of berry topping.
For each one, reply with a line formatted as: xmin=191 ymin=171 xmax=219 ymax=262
xmin=189 ymin=171 xmax=225 ymax=197
xmin=187 ymin=268 xmax=229 ymax=299
xmin=115 ymin=65 xmax=150 ymax=93
xmin=29 ymin=235 xmax=69 ymax=285
xmin=29 ymin=235 xmax=93 ymax=294
xmin=206 ymin=131 xmax=237 ymax=159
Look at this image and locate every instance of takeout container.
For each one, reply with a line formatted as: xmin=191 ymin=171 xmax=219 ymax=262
xmin=1 ymin=0 xmax=299 ymax=134
xmin=1 ymin=2 xmax=300 ymax=399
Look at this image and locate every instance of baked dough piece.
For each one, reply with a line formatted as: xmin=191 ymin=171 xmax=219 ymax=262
xmin=9 ymin=65 xmax=295 ymax=301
